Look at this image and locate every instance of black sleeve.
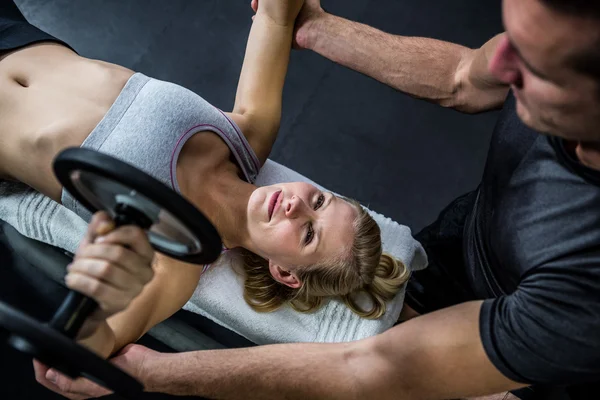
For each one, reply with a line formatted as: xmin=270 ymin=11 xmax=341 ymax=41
xmin=479 ymin=252 xmax=600 ymax=385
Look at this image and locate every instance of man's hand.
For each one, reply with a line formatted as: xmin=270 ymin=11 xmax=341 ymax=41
xmin=251 ymin=0 xmax=326 ymax=48
xmin=292 ymin=0 xmax=326 ymax=49
xmin=33 ymin=360 xmax=109 ymax=400
xmin=33 ymin=344 xmax=155 ymax=400
xmin=67 ymin=211 xmax=155 ymax=339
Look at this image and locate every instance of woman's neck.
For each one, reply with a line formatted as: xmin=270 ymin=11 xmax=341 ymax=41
xmin=180 ymin=168 xmax=255 ymax=250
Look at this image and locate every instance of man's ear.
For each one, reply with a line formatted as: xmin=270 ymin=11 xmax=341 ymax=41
xmin=268 ymin=260 xmax=302 ymax=289
xmin=576 ymin=141 xmax=600 ymax=171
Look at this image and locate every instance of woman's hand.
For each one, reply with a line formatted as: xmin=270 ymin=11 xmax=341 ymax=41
xmin=32 ymin=212 xmax=156 ymax=397
xmin=251 ymin=0 xmax=305 ymax=27
xmin=67 ymin=211 xmax=156 ymax=339
xmin=251 ymin=0 xmax=326 ymax=49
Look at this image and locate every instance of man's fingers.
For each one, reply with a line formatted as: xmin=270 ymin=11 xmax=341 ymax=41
xmin=33 ymin=365 xmax=82 ymax=400
xmin=33 ymin=359 xmax=49 ymax=379
xmin=54 ymin=374 xmax=111 ymax=399
xmin=33 ymin=360 xmax=57 ymax=392
xmin=48 ymin=369 xmax=110 ymax=399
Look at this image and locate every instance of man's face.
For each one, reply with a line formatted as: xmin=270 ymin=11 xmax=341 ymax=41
xmin=489 ymin=0 xmax=600 ymax=142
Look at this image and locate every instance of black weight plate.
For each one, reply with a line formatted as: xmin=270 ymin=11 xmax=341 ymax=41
xmin=54 ymin=147 xmax=221 ymax=265
xmin=0 ymin=301 xmax=143 ymax=398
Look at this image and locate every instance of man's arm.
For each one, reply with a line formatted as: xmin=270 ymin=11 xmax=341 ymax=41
xmin=138 ymin=301 xmax=526 ymax=399
xmin=303 ymin=8 xmax=509 ymax=113
xmin=353 ymin=301 xmax=527 ymax=399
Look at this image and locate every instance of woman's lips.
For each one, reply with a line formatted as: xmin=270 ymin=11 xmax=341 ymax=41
xmin=268 ymin=190 xmax=282 ymax=221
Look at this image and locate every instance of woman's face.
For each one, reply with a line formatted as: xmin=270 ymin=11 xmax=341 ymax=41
xmin=246 ymin=182 xmax=358 ymax=269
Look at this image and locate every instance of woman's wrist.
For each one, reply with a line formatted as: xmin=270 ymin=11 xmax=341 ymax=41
xmin=254 ymin=9 xmax=296 ymax=29
xmin=78 ymin=321 xmax=116 ymax=358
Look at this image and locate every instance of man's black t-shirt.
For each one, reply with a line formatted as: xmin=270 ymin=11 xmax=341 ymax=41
xmin=465 ymin=92 xmax=600 ymax=389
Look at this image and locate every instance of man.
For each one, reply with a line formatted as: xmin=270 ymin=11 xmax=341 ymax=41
xmin=42 ymin=0 xmax=600 ymax=399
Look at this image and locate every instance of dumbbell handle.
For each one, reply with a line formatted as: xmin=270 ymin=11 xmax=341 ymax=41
xmin=48 ymin=204 xmax=153 ymax=339
xmin=49 ymin=292 xmax=98 ymax=338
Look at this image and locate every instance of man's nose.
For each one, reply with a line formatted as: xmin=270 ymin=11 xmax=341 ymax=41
xmin=488 ymin=35 xmax=521 ymax=86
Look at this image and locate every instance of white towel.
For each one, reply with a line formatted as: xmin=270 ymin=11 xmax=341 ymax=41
xmin=0 ymin=181 xmax=87 ymax=252
xmin=183 ymin=160 xmax=427 ymax=344
xmin=0 ymin=160 xmax=427 ymax=344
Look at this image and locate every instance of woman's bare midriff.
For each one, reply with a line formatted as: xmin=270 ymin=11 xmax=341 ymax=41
xmin=0 ymin=42 xmax=134 ymax=202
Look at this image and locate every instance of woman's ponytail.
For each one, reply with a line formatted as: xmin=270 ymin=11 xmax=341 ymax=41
xmin=342 ymin=253 xmax=410 ymax=319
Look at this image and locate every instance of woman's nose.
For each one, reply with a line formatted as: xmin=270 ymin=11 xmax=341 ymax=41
xmin=488 ymin=35 xmax=522 ymax=86
xmin=285 ymin=196 xmax=306 ymax=219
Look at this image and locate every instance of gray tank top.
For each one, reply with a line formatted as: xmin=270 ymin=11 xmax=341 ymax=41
xmin=62 ymin=73 xmax=260 ymax=220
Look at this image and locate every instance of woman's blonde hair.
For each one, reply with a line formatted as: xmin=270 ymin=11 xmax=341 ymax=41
xmin=240 ymin=198 xmax=410 ymax=319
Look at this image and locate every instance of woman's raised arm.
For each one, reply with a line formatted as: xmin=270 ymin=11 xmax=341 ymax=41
xmin=229 ymin=0 xmax=304 ymax=165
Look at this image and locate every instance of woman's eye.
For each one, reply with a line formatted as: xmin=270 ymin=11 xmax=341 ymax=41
xmin=314 ymin=194 xmax=325 ymax=210
xmin=305 ymin=224 xmax=314 ymax=245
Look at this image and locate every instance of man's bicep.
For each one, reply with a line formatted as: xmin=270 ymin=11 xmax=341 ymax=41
xmin=359 ymin=301 xmax=526 ymax=400
xmin=454 ymin=33 xmax=510 ymax=113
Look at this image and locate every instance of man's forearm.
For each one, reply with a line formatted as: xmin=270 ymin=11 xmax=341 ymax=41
xmin=145 ymin=342 xmax=365 ymax=400
xmin=137 ymin=302 xmax=525 ymax=400
xmin=308 ymin=13 xmax=471 ymax=107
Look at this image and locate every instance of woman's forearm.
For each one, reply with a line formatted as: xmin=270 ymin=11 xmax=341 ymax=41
xmin=232 ymin=13 xmax=294 ymax=139
xmin=108 ymin=256 xmax=202 ymax=353
xmin=308 ymin=13 xmax=471 ymax=107
xmin=78 ymin=321 xmax=116 ymax=358
xmin=76 ymin=296 xmax=153 ymax=359
xmin=83 ymin=256 xmax=201 ymax=357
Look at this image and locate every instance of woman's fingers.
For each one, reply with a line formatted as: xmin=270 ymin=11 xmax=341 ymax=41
xmin=77 ymin=211 xmax=114 ymax=250
xmin=74 ymin=243 xmax=154 ymax=283
xmin=67 ymin=211 xmax=157 ymax=319
xmin=67 ymin=238 xmax=155 ymax=317
xmin=67 ymin=258 xmax=146 ymax=291
xmin=88 ymin=225 xmax=155 ymax=264
xmin=65 ymin=271 xmax=139 ymax=316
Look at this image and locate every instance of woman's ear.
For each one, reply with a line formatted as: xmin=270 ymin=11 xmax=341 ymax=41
xmin=268 ymin=261 xmax=301 ymax=288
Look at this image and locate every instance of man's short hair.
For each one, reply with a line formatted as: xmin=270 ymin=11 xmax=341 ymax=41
xmin=539 ymin=0 xmax=600 ymax=84
xmin=540 ymin=0 xmax=600 ymax=18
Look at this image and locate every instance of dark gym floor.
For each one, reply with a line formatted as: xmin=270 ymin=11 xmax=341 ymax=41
xmin=2 ymin=0 xmax=503 ymax=399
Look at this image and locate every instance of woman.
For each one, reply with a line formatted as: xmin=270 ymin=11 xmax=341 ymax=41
xmin=0 ymin=0 xmax=409 ymax=361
